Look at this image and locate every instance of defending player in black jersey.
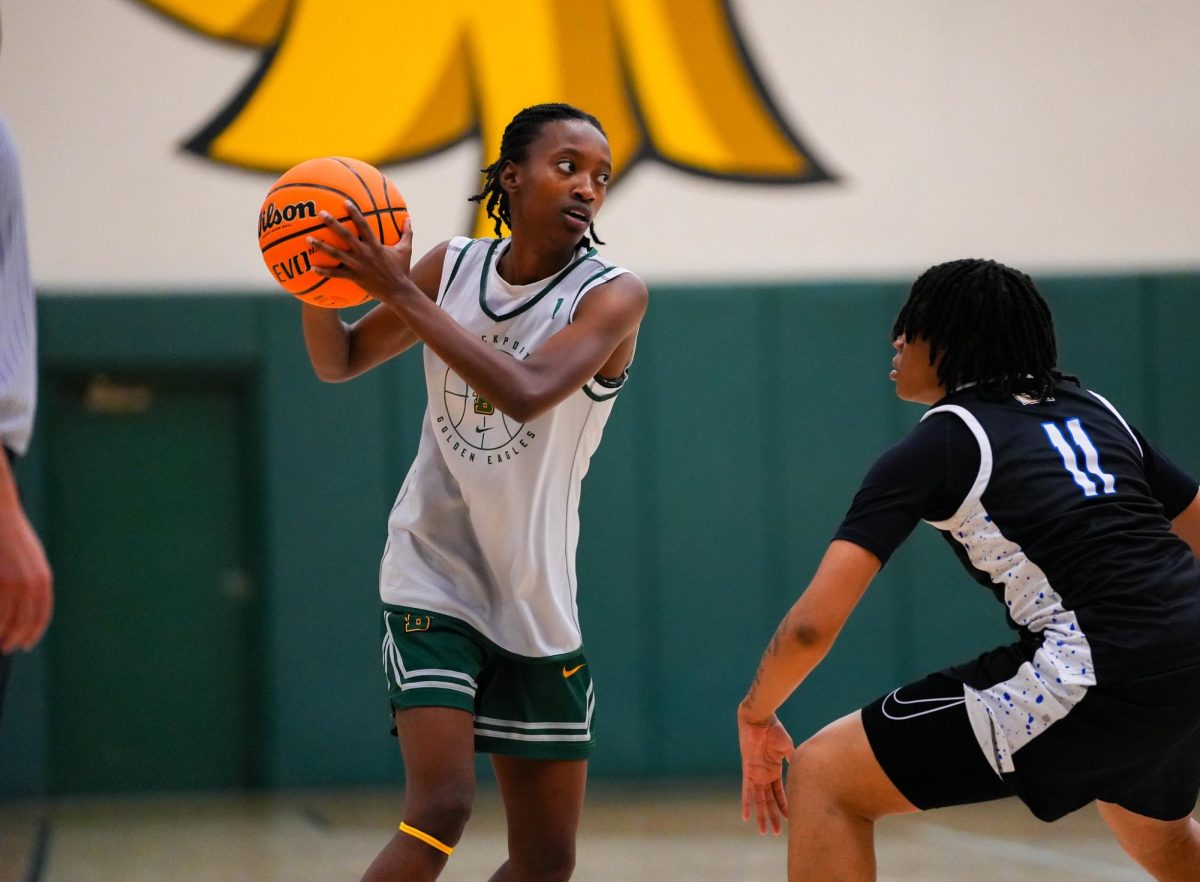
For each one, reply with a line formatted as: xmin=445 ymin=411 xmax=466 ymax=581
xmin=738 ymin=258 xmax=1200 ymax=881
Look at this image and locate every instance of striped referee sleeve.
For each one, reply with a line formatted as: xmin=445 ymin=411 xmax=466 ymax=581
xmin=0 ymin=115 xmax=38 ymax=457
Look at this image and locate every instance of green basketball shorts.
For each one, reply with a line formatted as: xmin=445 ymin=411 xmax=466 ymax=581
xmin=381 ymin=605 xmax=596 ymax=760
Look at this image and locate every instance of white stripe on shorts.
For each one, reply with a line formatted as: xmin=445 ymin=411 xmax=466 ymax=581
xmin=474 ymin=682 xmax=595 ymax=742
xmin=473 ymin=730 xmax=593 ymax=742
xmin=382 ymin=618 xmax=479 ymax=695
xmin=402 ymin=680 xmax=477 ymax=697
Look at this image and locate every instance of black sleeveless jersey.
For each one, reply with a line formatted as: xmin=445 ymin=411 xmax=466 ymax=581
xmin=836 ymin=381 xmax=1200 ymax=773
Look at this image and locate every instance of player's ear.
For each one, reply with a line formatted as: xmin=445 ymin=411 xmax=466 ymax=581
xmin=499 ymin=159 xmax=519 ymax=195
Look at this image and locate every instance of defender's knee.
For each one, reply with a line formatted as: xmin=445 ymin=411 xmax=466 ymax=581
xmin=787 ymin=734 xmax=844 ymax=802
xmin=787 ymin=728 xmax=885 ymax=821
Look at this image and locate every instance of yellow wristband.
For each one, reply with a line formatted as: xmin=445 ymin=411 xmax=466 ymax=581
xmin=399 ymin=821 xmax=454 ymax=856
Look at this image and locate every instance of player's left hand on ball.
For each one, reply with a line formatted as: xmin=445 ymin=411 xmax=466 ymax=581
xmin=309 ymin=200 xmax=414 ymax=301
xmin=738 ymin=709 xmax=793 ymax=836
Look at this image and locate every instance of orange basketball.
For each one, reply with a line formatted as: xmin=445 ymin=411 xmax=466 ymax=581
xmin=258 ymin=157 xmax=408 ymax=308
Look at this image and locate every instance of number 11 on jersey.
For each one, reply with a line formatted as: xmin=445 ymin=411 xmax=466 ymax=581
xmin=1042 ymin=418 xmax=1116 ymax=497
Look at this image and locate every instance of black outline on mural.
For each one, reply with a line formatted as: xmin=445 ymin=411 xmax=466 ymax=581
xmin=137 ymin=0 xmax=838 ymax=195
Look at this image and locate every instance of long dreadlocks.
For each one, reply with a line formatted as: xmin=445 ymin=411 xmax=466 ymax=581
xmin=469 ymin=103 xmax=607 ymax=247
xmin=892 ymin=258 xmax=1075 ymax=400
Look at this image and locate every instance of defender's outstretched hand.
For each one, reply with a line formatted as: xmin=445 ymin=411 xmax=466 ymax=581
xmin=738 ymin=707 xmax=794 ymax=835
xmin=309 ymin=200 xmax=416 ymax=302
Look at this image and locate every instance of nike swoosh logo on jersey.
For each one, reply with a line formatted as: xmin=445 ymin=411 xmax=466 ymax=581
xmin=562 ymin=663 xmax=586 ymax=678
xmin=474 ymin=425 xmax=491 ymax=433
xmin=880 ymin=687 xmax=966 ymax=721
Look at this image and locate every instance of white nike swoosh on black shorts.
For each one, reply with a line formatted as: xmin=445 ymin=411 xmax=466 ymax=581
xmin=880 ymin=687 xmax=967 ymax=721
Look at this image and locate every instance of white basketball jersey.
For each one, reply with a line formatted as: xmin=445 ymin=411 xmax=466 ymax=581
xmin=379 ymin=236 xmax=631 ymax=658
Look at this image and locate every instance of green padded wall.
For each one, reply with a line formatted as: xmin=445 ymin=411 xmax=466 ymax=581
xmin=1 ymin=271 xmax=1197 ymax=794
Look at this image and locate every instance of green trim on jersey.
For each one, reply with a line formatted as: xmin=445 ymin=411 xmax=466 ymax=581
xmin=582 ymin=369 xmax=627 ymax=402
xmin=441 ymin=238 xmax=483 ymax=301
xmin=567 ymin=265 xmax=619 ymax=323
xmin=583 ymin=383 xmax=622 ymax=402
xmin=478 ymin=239 xmax=598 ymax=322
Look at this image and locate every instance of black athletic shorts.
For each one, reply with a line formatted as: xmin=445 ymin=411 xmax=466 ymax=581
xmin=862 ymin=669 xmax=1200 ymax=823
xmin=862 ymin=673 xmax=1013 ymax=811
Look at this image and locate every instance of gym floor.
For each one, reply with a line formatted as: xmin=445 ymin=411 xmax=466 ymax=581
xmin=0 ymin=783 xmax=1154 ymax=881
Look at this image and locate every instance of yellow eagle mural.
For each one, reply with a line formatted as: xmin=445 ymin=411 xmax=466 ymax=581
xmin=136 ymin=0 xmax=832 ymax=233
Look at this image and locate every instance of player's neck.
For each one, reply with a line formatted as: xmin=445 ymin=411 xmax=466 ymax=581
xmin=496 ymin=236 xmax=581 ymax=286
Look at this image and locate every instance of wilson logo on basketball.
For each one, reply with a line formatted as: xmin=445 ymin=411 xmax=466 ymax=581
xmin=131 ymin=0 xmax=833 ymax=235
xmin=257 ymin=156 xmax=408 ymax=309
xmin=258 ymin=200 xmax=318 ymax=237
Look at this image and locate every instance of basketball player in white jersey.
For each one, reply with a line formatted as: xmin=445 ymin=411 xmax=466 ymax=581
xmin=300 ymin=104 xmax=647 ymax=882
xmin=0 ymin=6 xmax=54 ymax=716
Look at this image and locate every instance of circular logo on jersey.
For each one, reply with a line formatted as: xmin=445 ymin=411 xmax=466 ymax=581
xmin=442 ymin=368 xmax=525 ymax=451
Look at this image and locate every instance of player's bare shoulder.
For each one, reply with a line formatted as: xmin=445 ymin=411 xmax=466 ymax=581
xmin=607 ymin=270 xmax=649 ymax=306
xmin=576 ymin=269 xmax=648 ymax=328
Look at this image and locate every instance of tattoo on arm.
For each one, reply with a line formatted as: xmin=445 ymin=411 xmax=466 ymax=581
xmin=745 ymin=621 xmax=790 ymax=714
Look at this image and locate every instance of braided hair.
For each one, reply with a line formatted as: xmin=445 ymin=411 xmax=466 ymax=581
xmin=892 ymin=258 xmax=1075 ymax=400
xmin=469 ymin=103 xmax=607 ymax=247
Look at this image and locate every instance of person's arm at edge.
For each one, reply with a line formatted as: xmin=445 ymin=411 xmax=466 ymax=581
xmin=1171 ymin=488 xmax=1200 ymax=559
xmin=0 ymin=452 xmax=52 ymax=652
xmin=737 ymin=540 xmax=881 ymax=835
xmin=300 ymin=239 xmax=447 ymax=382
